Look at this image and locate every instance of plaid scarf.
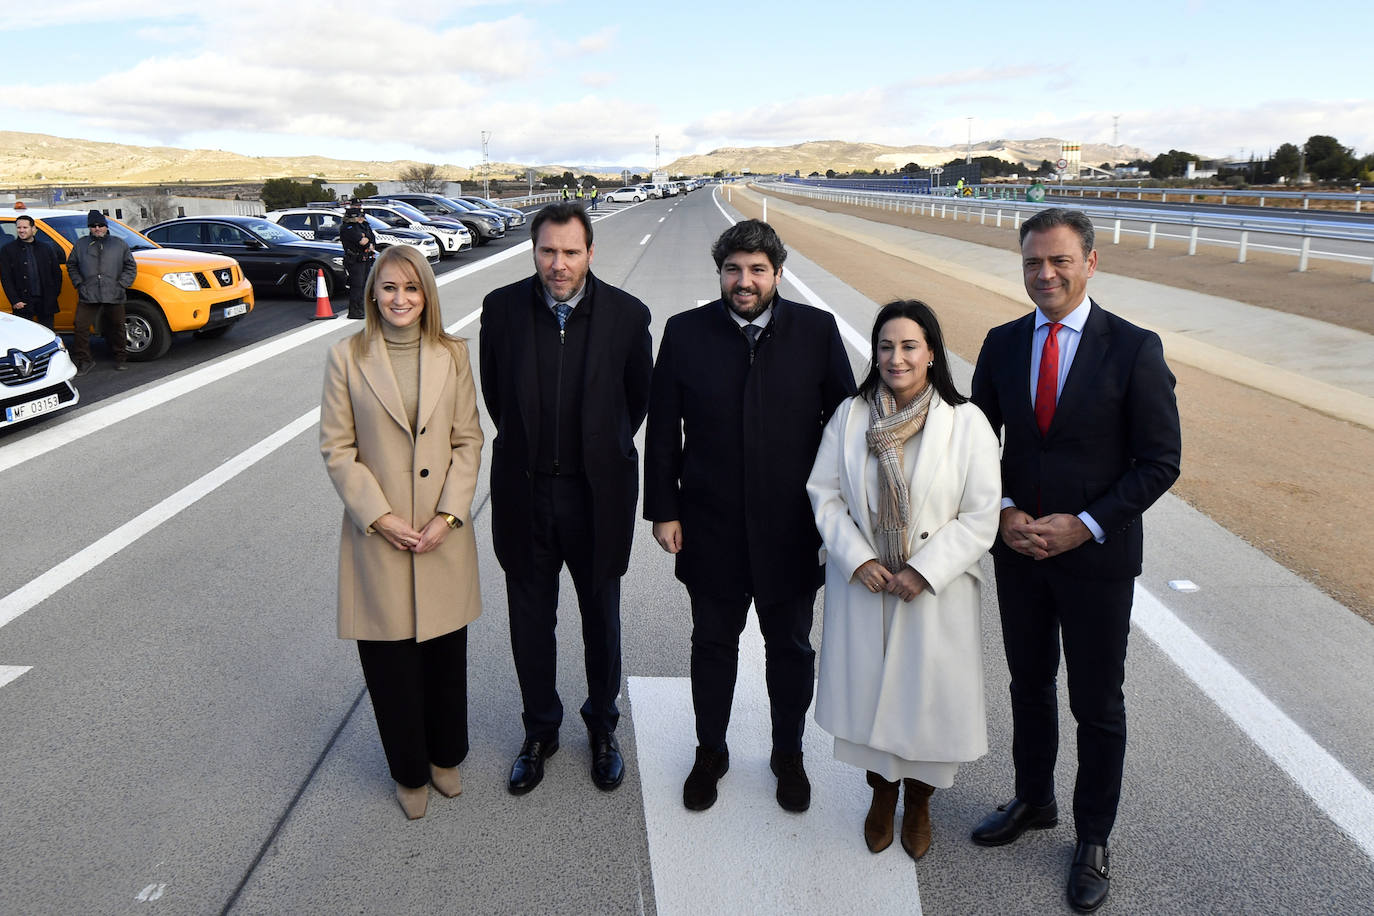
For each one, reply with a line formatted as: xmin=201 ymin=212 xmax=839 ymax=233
xmin=865 ymin=383 xmax=934 ymax=572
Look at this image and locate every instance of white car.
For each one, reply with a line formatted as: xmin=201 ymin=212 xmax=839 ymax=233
xmin=0 ymin=311 xmax=80 ymax=430
xmin=265 ymin=209 xmax=441 ymax=262
xmin=638 ymin=184 xmax=663 ymax=199
xmin=356 ymin=202 xmax=472 ymax=256
xmin=603 ymin=187 xmax=645 ymax=204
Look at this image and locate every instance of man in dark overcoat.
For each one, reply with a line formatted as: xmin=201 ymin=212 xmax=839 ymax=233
xmin=644 ymin=219 xmax=855 ymax=814
xmin=969 ymin=208 xmax=1181 ymax=913
xmin=0 ymin=214 xmax=64 ymax=329
xmin=480 ymin=202 xmax=653 ymax=795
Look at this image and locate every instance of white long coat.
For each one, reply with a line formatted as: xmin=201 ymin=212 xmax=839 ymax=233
xmin=807 ymin=392 xmax=1001 ymax=764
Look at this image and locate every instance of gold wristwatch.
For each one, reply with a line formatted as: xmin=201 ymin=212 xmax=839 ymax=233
xmin=440 ymin=513 xmax=460 ymax=529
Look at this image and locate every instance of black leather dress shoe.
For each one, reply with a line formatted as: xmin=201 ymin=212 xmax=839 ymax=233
xmin=1067 ymin=841 xmax=1110 ymax=913
xmin=683 ymin=746 xmax=730 ymax=811
xmin=971 ymin=797 xmax=1059 ymax=846
xmin=590 ymin=732 xmax=624 ymax=791
xmin=507 ymin=738 xmax=559 ymax=795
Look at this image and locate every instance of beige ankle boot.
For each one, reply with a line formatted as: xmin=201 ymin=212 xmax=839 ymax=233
xmin=430 ymin=764 xmax=463 ymax=798
xmin=864 ymin=771 xmax=901 ymax=853
xmin=901 ymin=779 xmax=935 ymax=860
xmin=395 ymin=783 xmax=429 ymax=820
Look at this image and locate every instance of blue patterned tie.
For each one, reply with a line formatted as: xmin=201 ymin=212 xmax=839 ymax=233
xmin=553 ymin=302 xmax=572 ymax=329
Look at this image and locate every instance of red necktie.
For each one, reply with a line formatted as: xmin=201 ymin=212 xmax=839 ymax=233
xmin=1035 ymin=322 xmax=1063 ymax=436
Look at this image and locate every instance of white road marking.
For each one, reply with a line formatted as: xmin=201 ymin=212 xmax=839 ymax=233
xmin=640 ymin=235 xmax=652 ymax=246
xmin=135 ymin=883 xmax=167 ymax=902
xmin=658 ymin=218 xmax=665 ymax=223
xmin=0 ymin=410 xmax=319 ymax=631
xmin=1132 ymin=585 xmax=1374 ymax=859
xmin=0 ymin=665 xmax=31 ymax=689
xmin=630 ymin=615 xmax=920 ymax=916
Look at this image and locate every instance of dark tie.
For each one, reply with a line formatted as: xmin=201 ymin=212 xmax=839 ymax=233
xmin=743 ymin=323 xmax=762 ymax=354
xmin=552 ymin=302 xmax=572 ymax=330
xmin=1035 ymin=322 xmax=1063 ymax=436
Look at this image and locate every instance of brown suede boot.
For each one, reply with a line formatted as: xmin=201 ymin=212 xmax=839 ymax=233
xmin=864 ymin=771 xmax=901 ymax=853
xmin=901 ymin=779 xmax=935 ymax=860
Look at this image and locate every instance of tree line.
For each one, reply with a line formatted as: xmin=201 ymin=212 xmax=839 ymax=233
xmin=1130 ymin=135 xmax=1371 ymax=183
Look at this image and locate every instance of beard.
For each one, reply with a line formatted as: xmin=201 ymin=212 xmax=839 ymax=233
xmin=726 ymin=290 xmax=772 ymax=320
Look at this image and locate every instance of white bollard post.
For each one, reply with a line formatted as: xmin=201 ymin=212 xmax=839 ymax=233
xmin=1238 ymin=231 xmax=1248 ymax=263
xmin=941 ymin=204 xmax=947 ymax=219
xmin=1147 ymin=224 xmax=1157 ymax=249
xmin=1113 ymin=219 xmax=1121 ymax=244
xmin=1188 ymin=226 xmax=1198 ymax=255
xmin=762 ymin=199 xmax=767 ymax=222
xmin=996 ymin=209 xmax=1003 ymax=228
xmin=1014 ymin=211 xmax=1022 ymax=230
xmin=1259 ymin=196 xmax=1265 ymax=207
xmin=1299 ymin=237 xmax=1311 ymax=271
xmin=980 ymin=206 xmax=986 ymax=225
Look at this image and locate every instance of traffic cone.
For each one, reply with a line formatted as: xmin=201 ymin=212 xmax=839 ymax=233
xmin=310 ymin=269 xmax=336 ymax=320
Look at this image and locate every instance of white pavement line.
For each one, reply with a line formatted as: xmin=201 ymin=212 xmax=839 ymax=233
xmin=1132 ymin=585 xmax=1374 ymax=860
xmin=0 ymin=319 xmax=343 ymax=476
xmin=629 ymin=618 xmax=920 ymax=916
xmin=640 ymin=234 xmax=652 ymax=246
xmin=446 ymin=306 xmax=481 ymax=335
xmin=0 ymin=409 xmax=319 ymax=632
xmin=0 ymin=665 xmax=31 ymax=689
xmin=658 ymin=218 xmax=665 ymax=223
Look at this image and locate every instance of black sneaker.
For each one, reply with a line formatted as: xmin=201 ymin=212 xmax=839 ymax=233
xmin=75 ymin=361 xmax=94 ymax=377
xmin=770 ymin=750 xmax=811 ymax=812
xmin=682 ymin=746 xmax=729 ymax=811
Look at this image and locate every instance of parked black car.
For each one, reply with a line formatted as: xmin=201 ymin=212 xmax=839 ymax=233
xmin=143 ymin=216 xmax=349 ymax=300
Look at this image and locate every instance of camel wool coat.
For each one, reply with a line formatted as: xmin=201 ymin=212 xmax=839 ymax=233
xmin=320 ymin=332 xmax=484 ymax=642
xmin=807 ymin=392 xmax=1001 ymax=764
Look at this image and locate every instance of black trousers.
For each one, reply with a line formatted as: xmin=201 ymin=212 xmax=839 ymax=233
xmin=505 ymin=473 xmax=622 ymax=742
xmin=992 ymin=554 xmax=1134 ymax=846
xmin=345 ymin=259 xmax=371 ymax=318
xmin=357 ymin=626 xmax=469 ymax=789
xmin=689 ymin=587 xmax=817 ymax=755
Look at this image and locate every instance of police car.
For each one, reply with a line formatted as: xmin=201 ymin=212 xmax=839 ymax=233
xmin=265 ymin=208 xmax=441 ymax=262
xmin=0 ymin=310 xmax=79 ymax=430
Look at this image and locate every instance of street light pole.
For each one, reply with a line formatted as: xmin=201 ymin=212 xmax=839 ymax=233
xmin=966 ymin=117 xmax=972 ymax=164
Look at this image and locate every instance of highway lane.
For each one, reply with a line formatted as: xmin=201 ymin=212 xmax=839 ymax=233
xmin=1 ymin=188 xmax=1371 ymax=914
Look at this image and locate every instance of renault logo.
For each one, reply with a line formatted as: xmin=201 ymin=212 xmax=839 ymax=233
xmin=10 ymin=350 xmax=33 ymax=378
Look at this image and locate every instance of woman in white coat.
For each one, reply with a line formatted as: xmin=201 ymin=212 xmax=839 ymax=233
xmin=807 ymin=299 xmax=1001 ymax=860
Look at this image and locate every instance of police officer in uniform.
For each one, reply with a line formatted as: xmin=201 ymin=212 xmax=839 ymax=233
xmin=340 ymin=203 xmax=377 ymax=320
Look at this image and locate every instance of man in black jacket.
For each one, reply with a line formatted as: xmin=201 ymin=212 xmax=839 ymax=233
xmin=1 ymin=214 xmax=64 ymax=329
xmin=480 ymin=202 xmax=653 ymax=795
xmin=66 ymin=210 xmax=136 ymax=373
xmin=644 ymin=219 xmax=856 ymax=813
xmin=969 ymin=208 xmax=1181 ymax=913
xmin=339 ymin=204 xmax=376 ymax=320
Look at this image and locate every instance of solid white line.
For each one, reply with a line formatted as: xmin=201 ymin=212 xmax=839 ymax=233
xmin=1131 ymin=585 xmax=1374 ymax=859
xmin=640 ymin=234 xmax=652 ymax=246
xmin=0 ymin=665 xmax=31 ymax=689
xmin=0 ymin=409 xmax=319 ymax=631
xmin=658 ymin=218 xmax=665 ymax=223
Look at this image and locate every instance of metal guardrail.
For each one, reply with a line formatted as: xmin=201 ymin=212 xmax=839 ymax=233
xmin=786 ymin=177 xmax=1368 ymax=211
xmin=757 ymin=182 xmax=1374 ymax=281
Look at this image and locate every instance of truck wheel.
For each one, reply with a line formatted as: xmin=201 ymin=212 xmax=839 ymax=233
xmin=124 ymin=298 xmax=172 ymax=361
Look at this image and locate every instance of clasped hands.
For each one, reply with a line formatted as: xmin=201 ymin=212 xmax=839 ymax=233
xmin=854 ymin=560 xmax=928 ymax=602
xmin=999 ymin=507 xmax=1091 ymax=560
xmin=373 ymin=512 xmax=450 ymax=553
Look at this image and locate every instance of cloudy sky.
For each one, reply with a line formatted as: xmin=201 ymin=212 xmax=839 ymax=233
xmin=4 ymin=0 xmax=1369 ymax=168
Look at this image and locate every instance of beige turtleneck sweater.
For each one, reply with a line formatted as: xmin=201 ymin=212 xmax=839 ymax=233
xmin=380 ymin=320 xmax=422 ymax=431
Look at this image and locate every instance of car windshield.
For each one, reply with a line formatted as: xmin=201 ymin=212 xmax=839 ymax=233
xmin=41 ymin=214 xmax=158 ymax=251
xmin=241 ymin=219 xmax=304 ymax=242
xmin=438 ymin=197 xmax=480 ymax=212
xmin=386 ymin=201 xmax=429 ymax=221
xmin=466 ymin=197 xmax=500 ymax=208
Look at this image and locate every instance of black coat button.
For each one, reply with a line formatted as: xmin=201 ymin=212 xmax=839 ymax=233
xmin=419 ymin=427 xmax=426 ymax=435
xmin=920 ymin=531 xmax=929 ymax=539
xmin=419 ymin=469 xmax=429 ymax=477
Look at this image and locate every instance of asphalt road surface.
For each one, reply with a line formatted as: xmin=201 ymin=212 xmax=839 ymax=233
xmin=1 ymin=188 xmax=1371 ymax=915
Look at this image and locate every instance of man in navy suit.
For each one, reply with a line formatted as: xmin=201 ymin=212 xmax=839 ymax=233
xmin=970 ymin=208 xmax=1181 ymax=913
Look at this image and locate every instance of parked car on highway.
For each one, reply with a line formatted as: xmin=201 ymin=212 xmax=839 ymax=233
xmin=604 ymin=187 xmax=645 ymax=203
xmin=368 ymin=194 xmax=506 ymax=244
xmin=456 ymin=196 xmax=526 ymax=230
xmin=638 ymin=184 xmax=662 ymax=199
xmin=352 ymin=201 xmax=471 ymax=256
xmin=264 ymin=208 xmax=440 ymax=262
xmin=0 ymin=309 xmax=80 ymax=430
xmin=144 ymin=215 xmax=348 ymax=300
xmin=1 ymin=207 xmax=254 ymax=361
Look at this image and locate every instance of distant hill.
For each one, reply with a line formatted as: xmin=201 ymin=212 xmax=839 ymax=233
xmin=0 ymin=130 xmax=1152 ymax=188
xmin=665 ymin=138 xmax=1153 ymax=176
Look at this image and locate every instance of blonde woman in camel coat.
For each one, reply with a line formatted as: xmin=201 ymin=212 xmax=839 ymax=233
xmin=320 ymin=245 xmax=483 ymax=819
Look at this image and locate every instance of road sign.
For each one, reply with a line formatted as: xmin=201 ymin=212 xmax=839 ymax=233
xmin=930 ymin=167 xmax=944 ymax=175
xmin=1056 ymin=158 xmax=1069 ymax=170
